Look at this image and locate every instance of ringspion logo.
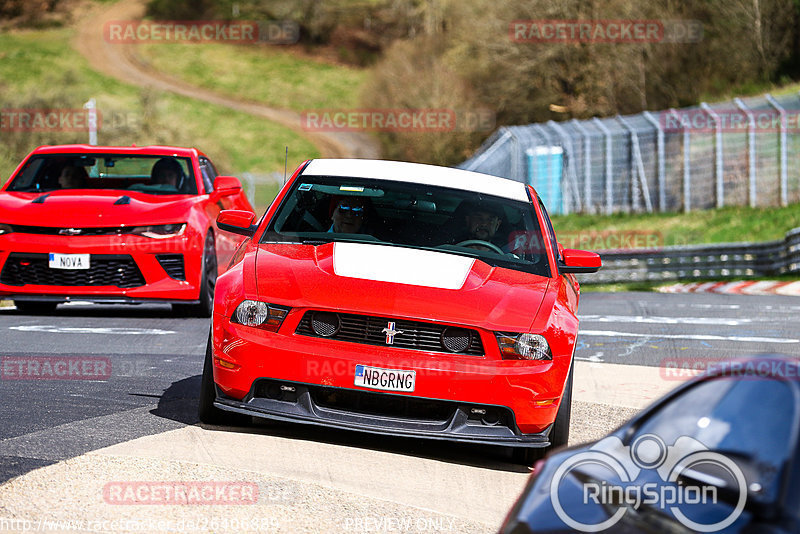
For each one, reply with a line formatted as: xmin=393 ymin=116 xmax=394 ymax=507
xmin=550 ymin=434 xmax=746 ymax=532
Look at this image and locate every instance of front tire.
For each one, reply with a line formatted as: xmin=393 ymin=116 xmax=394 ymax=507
xmin=513 ymin=362 xmax=573 ymax=466
xmin=174 ymin=232 xmax=217 ymax=318
xmin=198 ymin=333 xmax=226 ymax=424
xmin=198 ymin=333 xmax=250 ymax=426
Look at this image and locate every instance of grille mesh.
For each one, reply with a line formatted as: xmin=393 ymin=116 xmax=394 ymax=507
xmin=0 ymin=253 xmax=145 ymax=288
xmin=297 ymin=311 xmax=484 ymax=355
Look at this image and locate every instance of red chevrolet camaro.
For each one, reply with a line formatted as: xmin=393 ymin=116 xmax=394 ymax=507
xmin=0 ymin=144 xmax=254 ymax=315
xmin=201 ymin=158 xmax=600 ymax=462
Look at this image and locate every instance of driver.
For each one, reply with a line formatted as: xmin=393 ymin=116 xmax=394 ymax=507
xmin=151 ymin=158 xmax=184 ymax=191
xmin=456 ymin=200 xmax=506 ymax=251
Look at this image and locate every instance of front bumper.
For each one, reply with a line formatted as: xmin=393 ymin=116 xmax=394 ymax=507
xmin=0 ymin=232 xmax=202 ymax=301
xmin=215 ymin=378 xmax=552 ymax=447
xmin=212 ymin=315 xmax=571 ymax=441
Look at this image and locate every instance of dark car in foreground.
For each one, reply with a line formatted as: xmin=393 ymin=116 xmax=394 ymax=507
xmin=501 ymin=356 xmax=800 ymax=533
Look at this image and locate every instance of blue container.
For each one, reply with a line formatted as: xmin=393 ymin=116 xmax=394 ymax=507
xmin=526 ymin=146 xmax=564 ymax=214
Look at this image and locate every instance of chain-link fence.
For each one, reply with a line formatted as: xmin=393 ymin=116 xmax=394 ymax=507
xmin=459 ymin=93 xmax=800 ymax=214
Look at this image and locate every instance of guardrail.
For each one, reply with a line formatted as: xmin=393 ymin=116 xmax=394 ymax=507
xmin=577 ymin=227 xmax=800 ymax=284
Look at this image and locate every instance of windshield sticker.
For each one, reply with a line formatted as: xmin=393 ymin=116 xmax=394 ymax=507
xmin=298 ymin=183 xmax=312 ymax=191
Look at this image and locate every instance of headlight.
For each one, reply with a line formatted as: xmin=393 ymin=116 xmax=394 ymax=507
xmin=231 ymin=300 xmax=290 ymax=332
xmin=0 ymin=224 xmax=12 ymax=235
xmin=496 ymin=332 xmax=552 ymax=360
xmin=128 ymin=223 xmax=186 ymax=239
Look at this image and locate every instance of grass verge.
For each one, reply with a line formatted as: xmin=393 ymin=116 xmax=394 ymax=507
xmin=551 ymin=204 xmax=800 ymax=248
xmin=0 ymin=28 xmax=319 ymax=213
xmin=137 ymin=42 xmax=367 ymax=112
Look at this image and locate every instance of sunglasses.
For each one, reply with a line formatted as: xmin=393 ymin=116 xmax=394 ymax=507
xmin=338 ymin=205 xmax=364 ymax=215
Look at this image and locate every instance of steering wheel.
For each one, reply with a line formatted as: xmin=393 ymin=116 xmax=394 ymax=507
xmin=455 ymin=239 xmax=504 ymax=254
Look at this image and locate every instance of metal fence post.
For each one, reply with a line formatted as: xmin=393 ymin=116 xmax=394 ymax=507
xmin=617 ymin=115 xmax=653 ymax=213
xmin=571 ymin=119 xmax=593 ymax=213
xmin=547 ymin=120 xmax=582 ymax=214
xmin=508 ymin=128 xmax=522 ymax=184
xmin=668 ymin=109 xmax=691 ymax=212
xmin=766 ymin=94 xmax=789 ymax=206
xmin=700 ymin=103 xmax=725 ymax=208
xmin=592 ymin=118 xmax=614 ymax=214
xmin=533 ymin=124 xmax=564 ymax=216
xmin=642 ymin=111 xmax=665 ymax=212
xmin=733 ymin=98 xmax=757 ymax=208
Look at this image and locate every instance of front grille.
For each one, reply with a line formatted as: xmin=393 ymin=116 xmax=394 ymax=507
xmin=254 ymin=379 xmax=456 ymax=422
xmin=10 ymin=225 xmax=127 ymax=236
xmin=296 ymin=311 xmax=485 ymax=355
xmin=310 ymin=385 xmax=455 ymax=421
xmin=0 ymin=253 xmax=145 ymax=288
xmin=156 ymin=254 xmax=185 ymax=280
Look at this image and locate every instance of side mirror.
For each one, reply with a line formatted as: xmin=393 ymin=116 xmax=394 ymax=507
xmin=560 ymin=249 xmax=601 ymax=274
xmin=213 ymin=175 xmax=242 ymax=197
xmin=217 ymin=209 xmax=257 ymax=237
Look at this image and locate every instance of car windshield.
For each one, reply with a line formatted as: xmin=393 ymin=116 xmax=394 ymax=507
xmin=6 ymin=154 xmax=198 ymax=195
xmin=262 ymin=175 xmax=551 ymax=277
xmin=633 ymin=376 xmax=796 ymax=504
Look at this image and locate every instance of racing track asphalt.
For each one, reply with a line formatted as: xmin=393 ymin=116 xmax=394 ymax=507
xmin=0 ymin=292 xmax=798 ymax=531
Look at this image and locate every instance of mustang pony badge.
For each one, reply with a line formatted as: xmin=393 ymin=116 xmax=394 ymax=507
xmin=382 ymin=322 xmax=403 ymax=345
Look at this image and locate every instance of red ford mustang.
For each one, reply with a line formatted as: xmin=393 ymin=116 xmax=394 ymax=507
xmin=201 ymin=159 xmax=600 ymax=462
xmin=0 ymin=144 xmax=254 ymax=315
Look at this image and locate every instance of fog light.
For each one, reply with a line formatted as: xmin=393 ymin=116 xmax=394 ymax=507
xmin=441 ymin=327 xmax=472 ymax=352
xmin=311 ymin=311 xmax=340 ymax=337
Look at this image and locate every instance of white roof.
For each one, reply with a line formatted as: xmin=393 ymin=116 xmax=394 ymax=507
xmin=302 ymin=159 xmax=530 ymax=202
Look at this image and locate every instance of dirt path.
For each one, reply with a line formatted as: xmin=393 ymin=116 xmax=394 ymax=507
xmin=72 ymin=0 xmax=380 ymax=159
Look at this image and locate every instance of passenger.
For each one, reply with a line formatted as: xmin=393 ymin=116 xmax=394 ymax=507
xmin=329 ymin=196 xmax=368 ymax=233
xmin=58 ymin=166 xmax=89 ymax=189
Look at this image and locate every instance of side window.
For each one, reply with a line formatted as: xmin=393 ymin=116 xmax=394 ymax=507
xmin=199 ymin=158 xmax=216 ymax=194
xmin=537 ymin=197 xmax=562 ymax=263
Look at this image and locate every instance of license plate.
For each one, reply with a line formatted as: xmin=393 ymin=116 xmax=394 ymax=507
xmin=48 ymin=253 xmax=90 ymax=270
xmin=354 ymin=364 xmax=415 ymax=392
